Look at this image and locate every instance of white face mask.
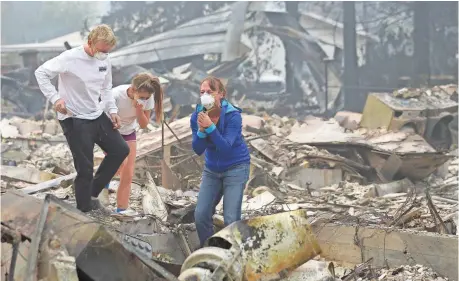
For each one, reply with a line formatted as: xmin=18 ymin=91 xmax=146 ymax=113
xmin=200 ymin=92 xmax=215 ymax=110
xmin=94 ymin=52 xmax=108 ymax=61
xmin=137 ymin=99 xmax=148 ymax=107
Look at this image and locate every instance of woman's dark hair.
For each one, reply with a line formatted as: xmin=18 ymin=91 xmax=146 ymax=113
xmin=201 ymin=76 xmax=227 ymax=97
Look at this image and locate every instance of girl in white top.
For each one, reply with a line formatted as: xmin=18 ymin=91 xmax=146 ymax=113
xmin=101 ymin=72 xmax=163 ymax=214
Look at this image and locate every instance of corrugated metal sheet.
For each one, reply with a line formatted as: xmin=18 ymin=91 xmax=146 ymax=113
xmin=1 ymin=31 xmax=84 ymax=54
xmin=112 ymin=33 xmax=226 ymax=58
xmin=112 ymin=42 xmax=225 ymax=68
xmin=248 ymin=1 xmax=287 ymax=13
xmin=110 ymin=6 xmax=255 ymax=67
xmin=44 ymin=31 xmax=84 ymax=45
xmin=0 ymin=43 xmax=72 ymax=54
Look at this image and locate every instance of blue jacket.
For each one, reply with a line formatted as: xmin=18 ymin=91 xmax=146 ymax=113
xmin=190 ymin=100 xmax=250 ymax=173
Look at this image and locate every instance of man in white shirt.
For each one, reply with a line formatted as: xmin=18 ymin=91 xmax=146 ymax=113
xmin=35 ymin=24 xmax=129 ymax=213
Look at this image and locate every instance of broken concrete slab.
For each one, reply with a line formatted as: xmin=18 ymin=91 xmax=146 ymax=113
xmin=287 ymin=117 xmax=439 ymax=154
xmin=242 ymin=114 xmax=265 ymax=133
xmin=285 ymin=260 xmax=336 ymax=281
xmin=0 ymin=119 xmax=20 ymax=138
xmin=282 ymin=167 xmax=343 ymax=190
xmin=311 ymin=223 xmax=458 ymax=281
xmin=242 ymin=191 xmax=277 ymax=212
xmin=249 ymin=138 xmax=279 ymax=163
xmin=215 ymin=190 xmax=277 ymax=214
xmin=368 ymin=178 xmax=414 ymax=197
xmin=20 ymin=172 xmax=77 ymax=194
xmin=334 ymin=111 xmax=362 ymax=131
xmin=1 ymin=165 xmax=60 ymax=184
xmin=143 ymin=172 xmax=169 ymax=222
xmin=21 ymin=163 xmax=102 ymax=195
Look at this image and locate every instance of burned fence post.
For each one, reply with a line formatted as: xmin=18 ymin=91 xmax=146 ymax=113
xmin=323 ymin=57 xmax=334 ymax=118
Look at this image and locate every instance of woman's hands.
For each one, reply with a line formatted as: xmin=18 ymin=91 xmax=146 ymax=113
xmin=198 ymin=112 xmax=213 ymax=129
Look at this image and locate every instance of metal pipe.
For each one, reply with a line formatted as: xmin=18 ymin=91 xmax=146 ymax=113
xmin=324 ymin=60 xmax=329 ymax=117
xmin=8 ymin=242 xmax=19 ymax=281
xmin=164 ymin=121 xmax=202 ymax=169
xmin=24 ymin=195 xmax=50 ymax=281
xmin=1 ymin=225 xmax=22 ymax=281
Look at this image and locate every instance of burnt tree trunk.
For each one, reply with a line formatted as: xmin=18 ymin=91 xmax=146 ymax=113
xmin=343 ymin=1 xmax=360 ymax=112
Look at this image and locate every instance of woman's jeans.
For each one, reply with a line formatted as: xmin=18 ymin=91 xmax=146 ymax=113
xmin=194 ymin=163 xmax=250 ymax=246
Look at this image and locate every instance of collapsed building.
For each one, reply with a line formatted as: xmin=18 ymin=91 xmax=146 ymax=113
xmin=1 ymin=1 xmax=379 ymax=121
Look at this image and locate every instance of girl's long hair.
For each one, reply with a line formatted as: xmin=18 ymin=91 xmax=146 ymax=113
xmin=131 ymin=72 xmax=164 ymax=123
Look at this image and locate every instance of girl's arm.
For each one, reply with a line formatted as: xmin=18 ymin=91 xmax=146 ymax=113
xmin=135 ymin=104 xmax=151 ymax=128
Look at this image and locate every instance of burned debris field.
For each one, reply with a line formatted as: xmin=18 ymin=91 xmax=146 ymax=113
xmin=1 ymin=1 xmax=458 ymax=281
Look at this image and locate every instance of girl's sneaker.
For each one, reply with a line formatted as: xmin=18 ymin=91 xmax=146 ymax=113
xmin=116 ymin=208 xmax=139 ymax=217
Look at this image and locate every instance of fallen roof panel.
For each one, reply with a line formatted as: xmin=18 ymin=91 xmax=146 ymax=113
xmin=0 ymin=43 xmax=78 ymax=53
xmin=112 ymin=42 xmax=225 ymax=67
xmin=109 ymin=4 xmax=259 ymax=67
xmin=110 ymin=7 xmax=234 ymax=66
xmin=111 ymin=33 xmax=226 ymax=58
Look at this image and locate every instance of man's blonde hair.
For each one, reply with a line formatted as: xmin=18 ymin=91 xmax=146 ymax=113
xmin=87 ymin=24 xmax=117 ymax=46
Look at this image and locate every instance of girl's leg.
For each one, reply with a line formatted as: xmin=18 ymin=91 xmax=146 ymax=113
xmin=117 ymin=140 xmax=137 ymax=210
xmin=222 ymin=163 xmax=250 ymax=226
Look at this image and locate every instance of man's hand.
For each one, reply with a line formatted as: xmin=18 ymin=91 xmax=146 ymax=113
xmin=54 ymin=99 xmax=68 ymax=115
xmin=198 ymin=112 xmax=212 ymax=128
xmin=110 ymin=113 xmax=121 ymax=129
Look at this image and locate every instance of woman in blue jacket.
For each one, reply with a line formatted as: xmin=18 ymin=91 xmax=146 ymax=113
xmin=190 ymin=76 xmax=251 ymax=246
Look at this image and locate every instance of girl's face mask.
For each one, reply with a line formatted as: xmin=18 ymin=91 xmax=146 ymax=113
xmin=132 ymin=93 xmax=149 ymax=107
xmin=136 ymin=99 xmax=148 ymax=107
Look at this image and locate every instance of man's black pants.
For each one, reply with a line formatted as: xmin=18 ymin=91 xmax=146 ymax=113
xmin=59 ymin=113 xmax=129 ymax=212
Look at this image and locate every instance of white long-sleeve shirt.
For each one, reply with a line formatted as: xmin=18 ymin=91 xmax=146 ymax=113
xmin=35 ymin=45 xmax=117 ymax=121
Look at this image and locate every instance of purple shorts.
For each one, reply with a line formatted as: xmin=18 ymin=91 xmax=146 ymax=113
xmin=121 ymin=132 xmax=136 ymax=142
